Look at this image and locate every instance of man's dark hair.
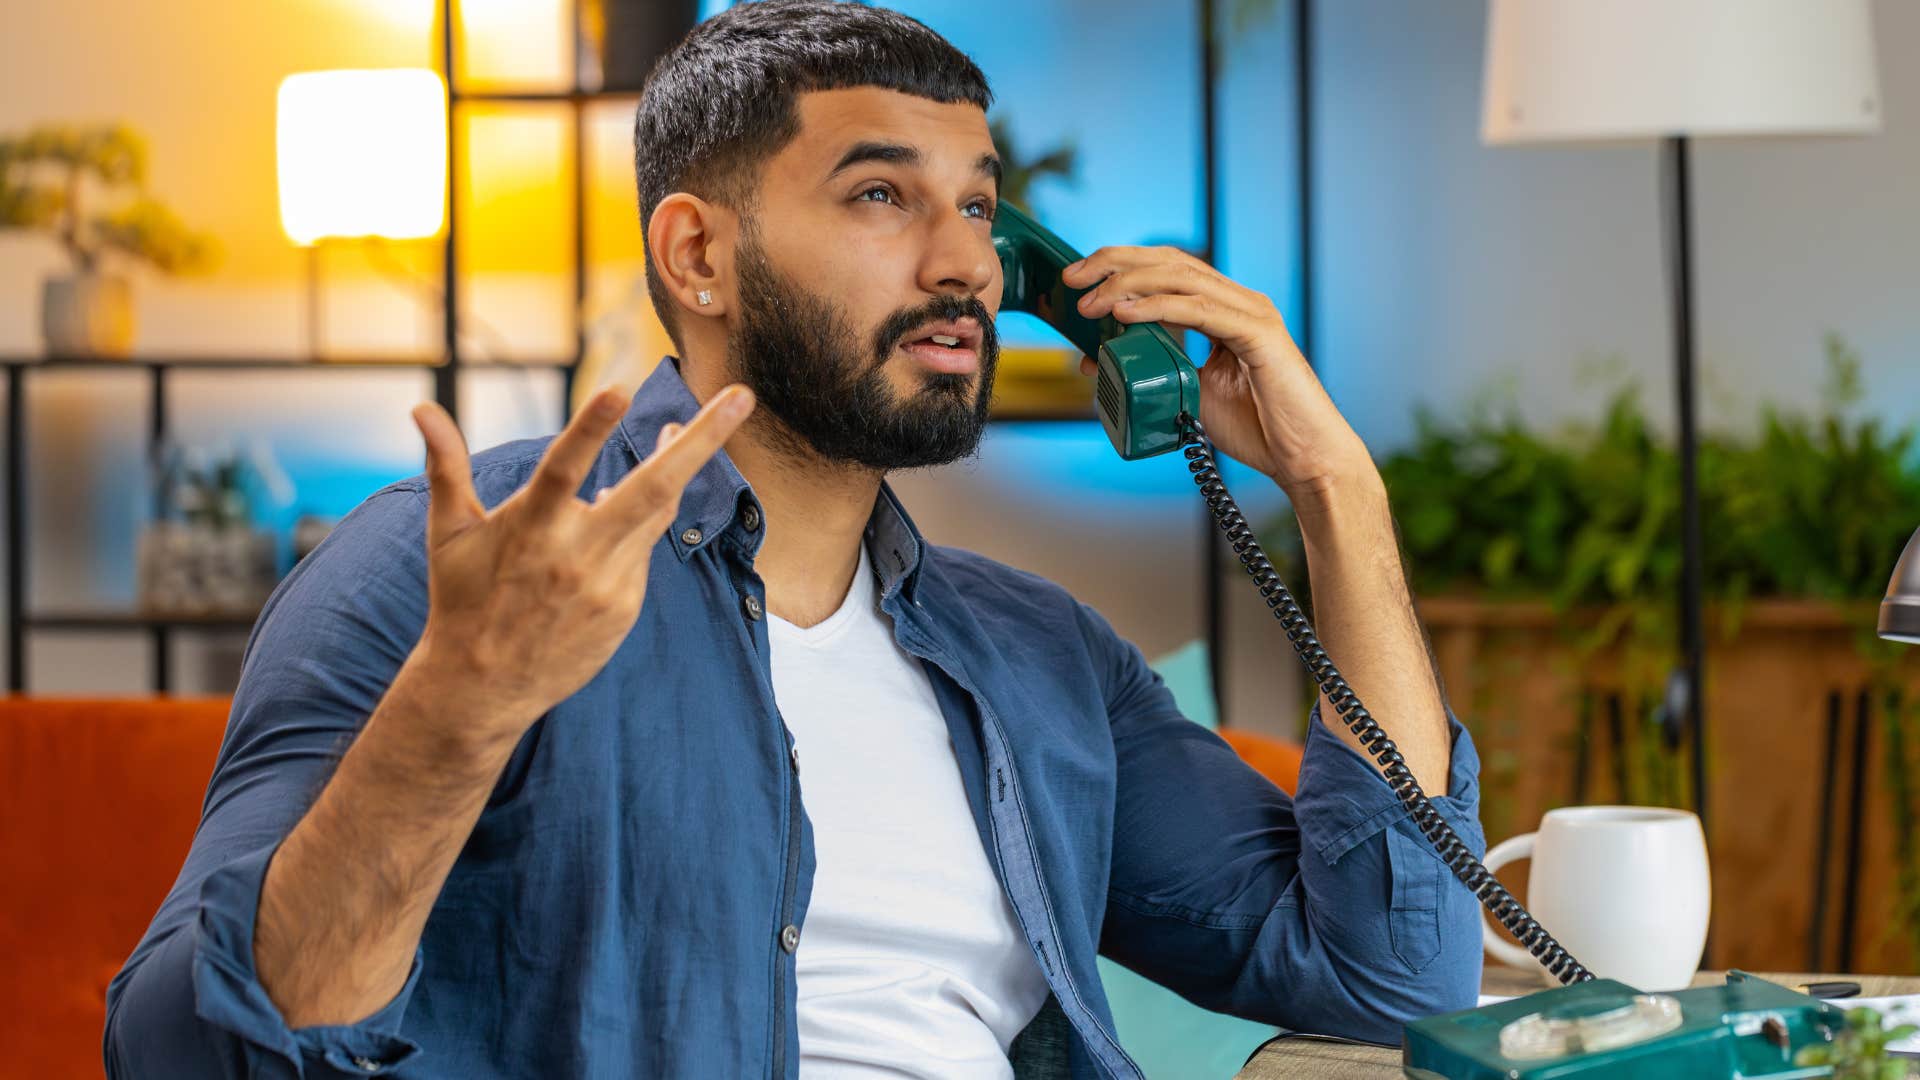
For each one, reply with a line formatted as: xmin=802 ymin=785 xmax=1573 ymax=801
xmin=633 ymin=0 xmax=994 ymax=350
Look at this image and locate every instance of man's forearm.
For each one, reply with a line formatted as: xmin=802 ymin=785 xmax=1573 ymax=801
xmin=1292 ymin=471 xmax=1452 ymax=794
xmin=253 ymin=650 xmax=520 ymax=1029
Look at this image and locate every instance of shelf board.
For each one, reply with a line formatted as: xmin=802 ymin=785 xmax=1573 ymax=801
xmin=452 ymin=88 xmax=644 ymax=105
xmin=26 ymin=610 xmax=260 ymax=631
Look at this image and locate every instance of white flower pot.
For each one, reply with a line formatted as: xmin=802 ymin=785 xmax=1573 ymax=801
xmin=41 ymin=271 xmax=135 ymax=358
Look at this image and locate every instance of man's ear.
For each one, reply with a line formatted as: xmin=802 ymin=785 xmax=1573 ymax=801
xmin=647 ymin=193 xmax=734 ymax=319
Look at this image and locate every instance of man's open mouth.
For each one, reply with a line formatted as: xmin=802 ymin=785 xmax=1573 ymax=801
xmin=897 ymin=318 xmax=982 ymax=374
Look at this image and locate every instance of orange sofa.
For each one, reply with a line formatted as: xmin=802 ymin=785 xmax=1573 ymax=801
xmin=0 ymin=694 xmax=1300 ymax=1078
xmin=0 ymin=696 xmax=234 ymax=1080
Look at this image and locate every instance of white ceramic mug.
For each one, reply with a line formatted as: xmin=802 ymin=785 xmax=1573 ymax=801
xmin=1480 ymin=805 xmax=1710 ymax=991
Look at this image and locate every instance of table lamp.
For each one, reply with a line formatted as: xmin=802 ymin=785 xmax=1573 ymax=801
xmin=1883 ymin=527 xmax=1920 ymax=645
xmin=1479 ymin=0 xmax=1881 ymax=837
xmin=276 ymin=68 xmax=448 ymax=357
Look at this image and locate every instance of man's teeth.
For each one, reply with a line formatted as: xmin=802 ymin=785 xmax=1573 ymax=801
xmin=928 ymin=334 xmax=961 ymax=347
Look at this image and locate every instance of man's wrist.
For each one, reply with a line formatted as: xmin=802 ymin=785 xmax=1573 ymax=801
xmin=377 ymin=642 xmax=532 ymax=776
xmin=1283 ymin=465 xmax=1391 ymax=542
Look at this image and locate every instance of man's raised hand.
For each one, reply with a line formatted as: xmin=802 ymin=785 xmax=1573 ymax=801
xmin=405 ymin=381 xmax=756 ymax=754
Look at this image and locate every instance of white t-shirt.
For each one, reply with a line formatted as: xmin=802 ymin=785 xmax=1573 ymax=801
xmin=767 ymin=542 xmax=1050 ymax=1077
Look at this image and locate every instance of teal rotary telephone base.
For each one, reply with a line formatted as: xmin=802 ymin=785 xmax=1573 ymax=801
xmin=1402 ymin=971 xmax=1847 ymax=1079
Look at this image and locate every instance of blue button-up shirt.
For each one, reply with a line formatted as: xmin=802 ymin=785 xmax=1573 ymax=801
xmin=104 ymin=357 xmax=1485 ymax=1079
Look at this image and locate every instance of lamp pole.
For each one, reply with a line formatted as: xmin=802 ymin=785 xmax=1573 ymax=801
xmin=1662 ymin=134 xmax=1709 ymax=838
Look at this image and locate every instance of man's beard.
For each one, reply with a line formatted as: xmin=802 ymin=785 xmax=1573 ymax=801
xmin=726 ymin=233 xmax=999 ymax=472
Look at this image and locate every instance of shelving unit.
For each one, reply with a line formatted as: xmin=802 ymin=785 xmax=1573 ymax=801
xmin=0 ymin=0 xmax=615 ymax=693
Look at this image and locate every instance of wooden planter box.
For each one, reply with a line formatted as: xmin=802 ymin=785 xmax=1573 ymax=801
xmin=1419 ymin=594 xmax=1920 ymax=975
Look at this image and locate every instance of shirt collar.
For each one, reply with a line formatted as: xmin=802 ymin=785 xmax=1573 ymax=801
xmin=616 ymin=356 xmax=928 ymax=602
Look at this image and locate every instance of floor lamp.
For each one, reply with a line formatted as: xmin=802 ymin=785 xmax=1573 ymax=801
xmin=1479 ymin=0 xmax=1880 ymax=843
xmin=1885 ymin=528 xmax=1920 ymax=644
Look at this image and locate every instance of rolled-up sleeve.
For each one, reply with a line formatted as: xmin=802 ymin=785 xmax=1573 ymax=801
xmin=1092 ymin=602 xmax=1485 ymax=1044
xmin=103 ymin=487 xmax=433 ymax=1078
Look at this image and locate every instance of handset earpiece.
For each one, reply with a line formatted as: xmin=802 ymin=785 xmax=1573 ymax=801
xmin=991 ymin=202 xmax=1198 ymax=460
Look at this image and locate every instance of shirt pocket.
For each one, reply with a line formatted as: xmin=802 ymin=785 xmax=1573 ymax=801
xmin=1385 ymin=822 xmax=1444 ymax=973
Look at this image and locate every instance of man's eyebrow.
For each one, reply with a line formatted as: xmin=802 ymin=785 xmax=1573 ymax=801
xmin=827 ymin=141 xmax=921 ymax=179
xmin=825 ymin=141 xmax=1005 ymax=192
xmin=976 ymin=152 xmax=1003 ymax=192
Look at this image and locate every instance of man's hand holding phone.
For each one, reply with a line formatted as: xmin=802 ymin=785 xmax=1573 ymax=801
xmin=404 ymin=381 xmax=756 ymax=756
xmin=1059 ymin=245 xmax=1454 ymax=794
xmin=1059 ymin=246 xmax=1376 ymax=520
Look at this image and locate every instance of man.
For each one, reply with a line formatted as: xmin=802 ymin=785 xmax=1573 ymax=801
xmin=104 ymin=2 xmax=1484 ymax=1076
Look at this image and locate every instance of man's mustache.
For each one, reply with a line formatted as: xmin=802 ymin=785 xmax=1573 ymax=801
xmin=870 ymin=295 xmax=998 ymax=365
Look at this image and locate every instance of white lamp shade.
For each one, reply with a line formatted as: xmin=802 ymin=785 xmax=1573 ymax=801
xmin=1482 ymin=0 xmax=1881 ymax=144
xmin=277 ymin=69 xmax=448 ymax=245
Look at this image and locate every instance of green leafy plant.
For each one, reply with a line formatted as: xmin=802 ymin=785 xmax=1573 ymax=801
xmin=0 ymin=123 xmax=218 ymax=275
xmin=1795 ymin=1006 xmax=1918 ymax=1079
xmin=1348 ymin=338 xmax=1919 ymax=610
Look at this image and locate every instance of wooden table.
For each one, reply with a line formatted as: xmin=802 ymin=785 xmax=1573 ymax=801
xmin=1234 ymin=970 xmax=1920 ymax=1078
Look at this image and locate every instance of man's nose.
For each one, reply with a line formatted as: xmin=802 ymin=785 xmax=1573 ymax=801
xmin=918 ymin=207 xmax=995 ymax=298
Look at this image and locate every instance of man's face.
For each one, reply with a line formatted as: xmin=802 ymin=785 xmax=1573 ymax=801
xmin=726 ymin=87 xmax=1004 ymax=471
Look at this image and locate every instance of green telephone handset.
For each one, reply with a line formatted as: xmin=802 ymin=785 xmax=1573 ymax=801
xmin=991 ymin=202 xmax=1198 ymax=460
xmin=989 ymin=203 xmax=1845 ymax=1079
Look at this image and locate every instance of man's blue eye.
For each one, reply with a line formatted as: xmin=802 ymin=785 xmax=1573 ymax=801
xmin=856 ymin=187 xmax=894 ymax=204
xmin=964 ymin=201 xmax=996 ymax=220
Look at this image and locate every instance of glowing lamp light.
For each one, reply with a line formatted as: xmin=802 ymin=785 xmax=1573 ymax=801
xmin=277 ymin=69 xmax=447 ymax=246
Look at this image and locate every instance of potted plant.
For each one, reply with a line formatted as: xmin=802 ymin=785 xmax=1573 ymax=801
xmin=0 ymin=123 xmax=218 ymax=357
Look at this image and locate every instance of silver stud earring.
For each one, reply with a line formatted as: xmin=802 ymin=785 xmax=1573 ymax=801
xmin=696 ymin=289 xmax=713 ymax=306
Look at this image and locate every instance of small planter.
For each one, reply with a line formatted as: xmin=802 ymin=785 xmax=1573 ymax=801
xmin=137 ymin=521 xmax=275 ymax=617
xmin=41 ymin=271 xmax=135 ymax=358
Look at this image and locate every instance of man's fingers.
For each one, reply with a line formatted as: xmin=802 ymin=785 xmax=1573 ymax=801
xmin=598 ymin=385 xmax=755 ymax=527
xmin=1061 ymin=244 xmax=1216 ymax=290
xmin=412 ymin=401 xmax=484 ymax=545
xmin=521 ymin=384 xmax=632 ymax=514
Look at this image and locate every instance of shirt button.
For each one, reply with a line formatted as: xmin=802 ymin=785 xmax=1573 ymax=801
xmin=742 ymin=593 xmax=763 ymax=621
xmin=680 ymin=526 xmax=703 ymax=546
xmin=780 ymin=924 xmax=800 ymax=953
xmin=351 ymin=1056 xmax=381 ymax=1073
xmin=741 ymin=503 xmax=762 ymax=531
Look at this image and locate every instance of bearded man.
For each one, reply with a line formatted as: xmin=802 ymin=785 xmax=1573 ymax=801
xmin=105 ymin=3 xmax=1484 ymax=1077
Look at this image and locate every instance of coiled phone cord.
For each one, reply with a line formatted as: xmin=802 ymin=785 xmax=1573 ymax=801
xmin=1177 ymin=413 xmax=1595 ymax=986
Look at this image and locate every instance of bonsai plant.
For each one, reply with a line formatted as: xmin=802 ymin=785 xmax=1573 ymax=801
xmin=0 ymin=122 xmax=218 ymax=357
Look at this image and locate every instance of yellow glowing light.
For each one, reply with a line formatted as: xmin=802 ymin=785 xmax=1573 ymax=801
xmin=277 ymin=69 xmax=448 ymax=246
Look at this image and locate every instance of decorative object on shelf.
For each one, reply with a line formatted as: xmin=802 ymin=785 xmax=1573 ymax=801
xmin=137 ymin=446 xmax=281 ymax=617
xmin=577 ymin=0 xmax=699 ymax=93
xmin=0 ymin=123 xmax=219 ymax=358
xmin=277 ymin=69 xmax=448 ymax=358
xmin=1479 ymin=0 xmax=1883 ymax=851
